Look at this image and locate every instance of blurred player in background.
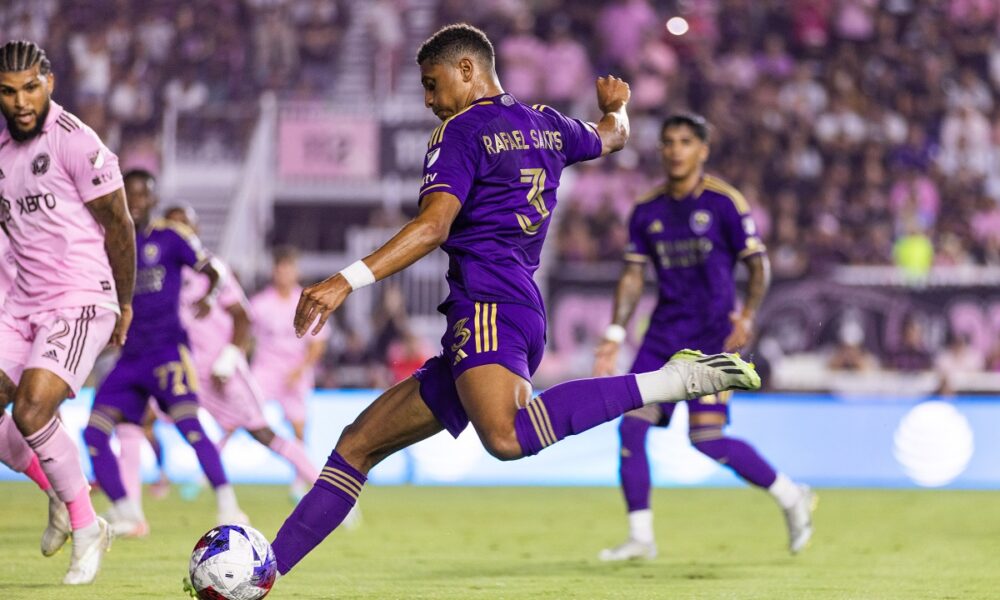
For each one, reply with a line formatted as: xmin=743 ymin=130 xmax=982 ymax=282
xmin=0 ymin=40 xmax=135 ymax=584
xmin=250 ymin=246 xmax=327 ymax=498
xmin=267 ymin=24 xmax=760 ymax=579
xmin=594 ymin=114 xmax=814 ymax=561
xmin=83 ymin=170 xmax=247 ymax=537
xmin=166 ymin=206 xmax=323 ymax=498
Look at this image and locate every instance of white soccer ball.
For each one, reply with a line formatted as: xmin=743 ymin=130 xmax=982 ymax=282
xmin=189 ymin=524 xmax=277 ymax=600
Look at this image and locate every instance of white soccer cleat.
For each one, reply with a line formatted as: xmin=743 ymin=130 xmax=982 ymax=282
xmin=101 ymin=502 xmax=150 ymax=539
xmin=41 ymin=495 xmax=72 ymax=557
xmin=598 ymin=539 xmax=658 ymax=562
xmin=63 ymin=517 xmax=113 ymax=585
xmin=663 ymin=349 xmax=761 ymax=399
xmin=218 ymin=509 xmax=251 ymax=526
xmin=341 ymin=504 xmax=363 ymax=531
xmin=784 ymin=484 xmax=817 ymax=554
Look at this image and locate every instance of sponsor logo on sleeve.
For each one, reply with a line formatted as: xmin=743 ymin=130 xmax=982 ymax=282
xmin=426 ymin=147 xmax=440 ymax=168
xmin=88 ymin=149 xmax=106 ymax=169
xmin=91 ymin=171 xmax=115 ymax=186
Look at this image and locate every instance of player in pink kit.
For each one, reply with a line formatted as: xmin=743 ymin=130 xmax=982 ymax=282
xmin=0 ymin=41 xmax=135 ymax=584
xmin=166 ymin=207 xmax=319 ymax=487
xmin=250 ymin=247 xmax=327 ymax=495
xmin=0 ymin=233 xmax=13 ymax=301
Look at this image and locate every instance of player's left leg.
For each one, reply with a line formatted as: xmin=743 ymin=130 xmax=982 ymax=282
xmin=687 ymin=399 xmax=815 ymax=554
xmin=271 ymin=376 xmax=443 ymax=576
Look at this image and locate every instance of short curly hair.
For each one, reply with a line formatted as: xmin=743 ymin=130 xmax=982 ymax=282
xmin=416 ymin=23 xmax=494 ymax=69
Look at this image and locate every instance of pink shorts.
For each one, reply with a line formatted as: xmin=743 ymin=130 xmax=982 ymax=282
xmin=252 ymin=363 xmax=311 ymax=424
xmin=0 ymin=304 xmax=117 ymax=396
xmin=197 ymin=361 xmax=269 ymax=433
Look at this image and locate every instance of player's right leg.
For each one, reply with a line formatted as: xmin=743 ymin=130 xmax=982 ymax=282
xmin=9 ymin=306 xmax=117 ymax=584
xmin=598 ymin=404 xmax=662 ymax=562
xmin=271 ymin=376 xmax=443 ymax=576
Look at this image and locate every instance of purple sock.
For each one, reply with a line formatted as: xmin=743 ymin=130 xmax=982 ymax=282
xmin=619 ymin=417 xmax=652 ymax=512
xmin=272 ymin=451 xmax=366 ymax=575
xmin=83 ymin=412 xmax=128 ymax=502
xmin=174 ymin=416 xmax=228 ymax=488
xmin=514 ymin=375 xmax=643 ymax=456
xmin=690 ymin=426 xmax=777 ymax=488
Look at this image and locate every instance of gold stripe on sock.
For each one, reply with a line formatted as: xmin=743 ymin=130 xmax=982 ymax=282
xmin=321 ymin=467 xmax=362 ymax=496
xmin=532 ymin=397 xmax=557 ymax=446
xmin=689 ymin=429 xmax=724 ymax=443
xmin=88 ymin=412 xmax=116 ymax=435
xmin=526 ymin=401 xmax=554 ymax=447
xmin=317 ymin=474 xmax=359 ymax=500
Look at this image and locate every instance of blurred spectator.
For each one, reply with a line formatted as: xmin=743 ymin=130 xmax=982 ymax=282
xmin=886 ymin=318 xmax=933 ymax=372
xmin=828 ymin=318 xmax=878 ymax=372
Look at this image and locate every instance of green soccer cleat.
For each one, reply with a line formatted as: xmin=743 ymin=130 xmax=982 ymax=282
xmin=663 ymin=349 xmax=762 ymax=399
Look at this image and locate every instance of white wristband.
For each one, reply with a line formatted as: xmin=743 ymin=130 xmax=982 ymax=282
xmin=212 ymin=344 xmax=243 ymax=379
xmin=339 ymin=260 xmax=376 ymax=291
xmin=604 ymin=324 xmax=626 ymax=343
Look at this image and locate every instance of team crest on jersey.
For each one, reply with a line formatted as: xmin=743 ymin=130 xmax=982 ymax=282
xmin=88 ymin=149 xmax=105 ymax=169
xmin=690 ymin=210 xmax=712 ymax=234
xmin=31 ymin=153 xmax=50 ymax=176
xmin=426 ymin=147 xmax=440 ymax=168
xmin=143 ymin=242 xmax=160 ymax=264
xmin=647 ymin=219 xmax=663 ymax=234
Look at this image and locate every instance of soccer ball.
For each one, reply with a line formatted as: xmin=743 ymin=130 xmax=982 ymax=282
xmin=188 ymin=524 xmax=277 ymax=600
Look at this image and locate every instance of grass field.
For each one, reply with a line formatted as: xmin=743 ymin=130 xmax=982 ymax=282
xmin=0 ymin=483 xmax=997 ymax=599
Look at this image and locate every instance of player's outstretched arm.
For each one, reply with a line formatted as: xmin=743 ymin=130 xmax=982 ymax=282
xmin=85 ymin=187 xmax=136 ymax=346
xmin=294 ymin=192 xmax=461 ymax=337
xmin=192 ymin=258 xmax=224 ymax=319
xmin=594 ymin=261 xmax=645 ymax=376
xmin=594 ymin=75 xmax=631 ymax=156
xmin=725 ymin=253 xmax=772 ymax=352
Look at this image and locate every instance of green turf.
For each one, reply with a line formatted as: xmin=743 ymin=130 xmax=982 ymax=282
xmin=0 ymin=483 xmax=997 ymax=599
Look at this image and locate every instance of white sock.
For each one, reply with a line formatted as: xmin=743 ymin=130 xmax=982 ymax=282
xmin=768 ymin=473 xmax=801 ymax=510
xmin=45 ymin=487 xmax=59 ymax=501
xmin=634 ymin=369 xmax=687 ymax=405
xmin=628 ymin=509 xmax=654 ymax=544
xmin=215 ymin=484 xmax=239 ymax=514
xmin=114 ymin=497 xmax=143 ymax=522
xmin=74 ymin=519 xmax=100 ymax=540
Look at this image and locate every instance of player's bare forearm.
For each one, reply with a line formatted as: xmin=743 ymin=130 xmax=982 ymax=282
xmin=611 ymin=262 xmax=646 ymax=327
xmin=362 ymin=192 xmax=461 ymax=281
xmin=594 ymin=76 xmax=631 ymax=156
xmin=741 ymin=253 xmax=771 ymax=320
xmin=86 ymin=187 xmax=136 ymax=307
xmin=198 ymin=260 xmax=223 ymax=305
xmin=225 ymin=302 xmax=253 ymax=352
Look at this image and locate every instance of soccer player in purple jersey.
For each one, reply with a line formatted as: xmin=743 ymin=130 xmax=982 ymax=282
xmin=267 ymin=24 xmax=761 ymax=579
xmin=83 ymin=170 xmax=247 ymax=536
xmin=0 ymin=40 xmax=135 ymax=584
xmin=594 ymin=114 xmax=815 ymax=561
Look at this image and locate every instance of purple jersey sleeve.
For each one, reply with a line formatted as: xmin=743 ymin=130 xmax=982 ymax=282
xmin=535 ymin=105 xmax=603 ymax=166
xmin=624 ymin=208 xmax=650 ymax=263
xmin=418 ymin=115 xmax=482 ymax=204
xmin=718 ymin=194 xmax=766 ymax=260
xmin=59 ymin=124 xmax=124 ymax=203
xmin=166 ymin=223 xmax=211 ymax=269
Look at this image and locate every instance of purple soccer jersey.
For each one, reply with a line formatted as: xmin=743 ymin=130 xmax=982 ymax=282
xmin=419 ymin=95 xmax=602 ymax=314
xmin=125 ymin=219 xmax=210 ymax=356
xmin=625 ymin=175 xmax=765 ymax=350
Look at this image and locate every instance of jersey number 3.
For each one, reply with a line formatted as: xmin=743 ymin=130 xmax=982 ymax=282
xmin=517 ymin=168 xmax=549 ymax=235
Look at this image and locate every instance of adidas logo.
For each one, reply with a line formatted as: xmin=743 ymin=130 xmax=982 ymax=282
xmin=42 ymin=349 xmax=58 ymax=361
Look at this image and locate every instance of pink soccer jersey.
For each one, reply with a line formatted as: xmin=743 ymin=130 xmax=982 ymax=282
xmin=0 ymin=233 xmax=14 ymax=304
xmin=0 ymin=101 xmax=123 ymax=317
xmin=179 ymin=263 xmax=248 ymax=367
xmin=249 ymin=285 xmax=327 ymax=397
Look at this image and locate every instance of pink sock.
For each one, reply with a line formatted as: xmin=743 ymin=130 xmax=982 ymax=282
xmin=25 ymin=417 xmax=96 ymax=530
xmin=67 ymin=485 xmax=97 ymax=530
xmin=0 ymin=410 xmax=34 ymax=472
xmin=24 ymin=454 xmax=53 ymax=492
xmin=116 ymin=423 xmax=145 ymax=502
xmin=269 ymin=436 xmax=319 ymax=482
